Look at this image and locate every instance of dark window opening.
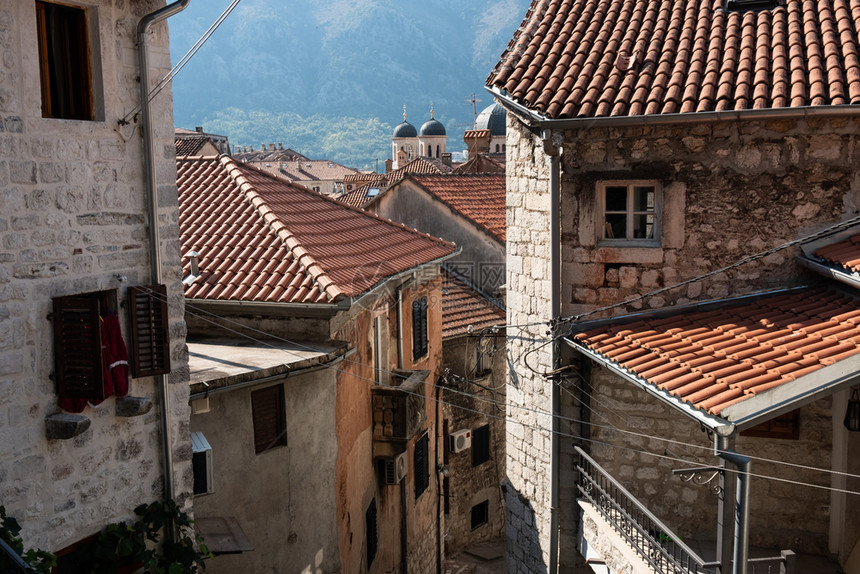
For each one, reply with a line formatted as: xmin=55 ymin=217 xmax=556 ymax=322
xmin=725 ymin=0 xmax=779 ymax=12
xmin=741 ymin=409 xmax=799 ymax=440
xmin=251 ymin=384 xmax=287 ymax=454
xmin=470 ymin=500 xmax=489 ymax=530
xmin=472 ymin=424 xmax=490 ymax=467
xmin=35 ymin=1 xmax=94 ymax=120
xmin=414 ymin=433 xmax=429 ymax=498
xmin=412 ymin=296 xmax=428 ymax=361
xmin=366 ymin=498 xmax=377 ymax=567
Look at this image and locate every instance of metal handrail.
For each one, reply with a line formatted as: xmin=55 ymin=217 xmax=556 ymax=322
xmin=575 ymin=446 xmax=716 ymax=574
xmin=0 ymin=536 xmax=28 ymax=571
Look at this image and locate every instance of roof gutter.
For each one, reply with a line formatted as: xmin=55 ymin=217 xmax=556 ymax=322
xmin=347 ymin=246 xmax=463 ymax=311
xmin=137 ymin=0 xmax=190 ymax=509
xmin=564 ymin=338 xmax=736 ymax=436
xmin=797 ymin=256 xmax=860 ymax=291
xmin=189 ymin=347 xmax=353 ymax=401
xmin=185 ymin=297 xmax=350 ymax=317
xmin=486 ymin=85 xmax=860 ymax=130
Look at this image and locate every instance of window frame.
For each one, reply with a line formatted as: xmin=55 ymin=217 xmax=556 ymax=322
xmin=412 ymin=296 xmax=428 ymax=361
xmin=470 ymin=500 xmax=489 ymax=530
xmin=251 ymin=384 xmax=287 ymax=454
xmin=414 ymin=432 xmax=429 ymax=499
xmin=471 ymin=424 xmax=490 ymax=467
xmin=35 ymin=0 xmax=101 ymax=121
xmin=365 ymin=498 xmax=377 ymax=567
xmin=597 ymin=180 xmax=662 ymax=247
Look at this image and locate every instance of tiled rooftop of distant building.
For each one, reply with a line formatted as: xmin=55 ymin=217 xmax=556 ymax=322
xmin=814 ymin=233 xmax=860 ymax=274
xmin=178 ymin=156 xmax=456 ymax=304
xmin=407 ymin=174 xmax=507 ymax=242
xmin=488 ymin=0 xmax=860 ymax=120
xmin=442 ymin=270 xmax=506 ymax=339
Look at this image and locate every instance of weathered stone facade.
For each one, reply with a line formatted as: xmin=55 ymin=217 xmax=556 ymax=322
xmin=0 ymin=0 xmax=190 ymax=555
xmin=441 ymin=334 xmax=507 ymax=554
xmin=505 ymin=117 xmax=556 ymax=573
xmin=505 ymin=113 xmax=860 ymax=571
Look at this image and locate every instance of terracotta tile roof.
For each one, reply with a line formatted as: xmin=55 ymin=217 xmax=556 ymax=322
xmin=175 ymin=136 xmax=212 ymax=157
xmin=254 ymin=159 xmax=358 ymax=182
xmin=567 ymin=286 xmax=860 ymax=418
xmin=452 ymin=154 xmax=506 ymax=174
xmin=442 ymin=270 xmax=506 ymax=339
xmin=233 ymin=147 xmax=308 ymax=163
xmin=813 ymin=233 xmax=860 ymax=273
xmin=334 ymin=158 xmax=456 ymax=209
xmin=178 ymin=156 xmax=457 ymax=304
xmin=464 ymin=129 xmax=492 ymax=139
xmin=487 ymin=0 xmax=860 ymax=120
xmin=407 ymin=174 xmax=507 ymax=242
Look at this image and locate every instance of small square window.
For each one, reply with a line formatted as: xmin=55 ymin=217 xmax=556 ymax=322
xmin=599 ymin=181 xmax=661 ymax=244
xmin=251 ymin=384 xmax=287 ymax=454
xmin=35 ymin=1 xmax=97 ymax=120
xmin=472 ymin=424 xmax=490 ymax=467
xmin=470 ymin=500 xmax=489 ymax=530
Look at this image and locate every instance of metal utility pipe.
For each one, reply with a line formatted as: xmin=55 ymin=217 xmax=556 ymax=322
xmin=137 ymin=0 xmax=190 ymax=505
xmin=715 ymin=437 xmax=751 ymax=574
xmin=543 ymin=129 xmax=561 ymax=573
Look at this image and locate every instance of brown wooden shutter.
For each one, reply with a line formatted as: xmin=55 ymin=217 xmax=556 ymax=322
xmin=127 ymin=285 xmax=171 ymax=377
xmin=251 ymin=385 xmax=286 ymax=454
xmin=53 ymin=296 xmax=105 ymax=400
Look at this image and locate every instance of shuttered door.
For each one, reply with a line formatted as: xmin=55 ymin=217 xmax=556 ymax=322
xmin=127 ymin=285 xmax=171 ymax=377
xmin=413 ymin=433 xmax=429 ymax=498
xmin=251 ymin=384 xmax=286 ymax=454
xmin=53 ymin=296 xmax=105 ymax=400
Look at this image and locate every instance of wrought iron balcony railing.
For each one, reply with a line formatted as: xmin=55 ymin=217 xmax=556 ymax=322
xmin=575 ymin=446 xmax=717 ymax=574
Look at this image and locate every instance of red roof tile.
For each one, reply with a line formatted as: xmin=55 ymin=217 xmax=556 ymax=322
xmin=406 ymin=174 xmax=507 ymax=242
xmin=488 ymin=0 xmax=860 ymax=120
xmin=175 ymin=136 xmax=212 ymax=157
xmin=814 ymin=233 xmax=860 ymax=273
xmin=568 ymin=286 xmax=860 ymax=416
xmin=442 ymin=270 xmax=506 ymax=339
xmin=178 ymin=156 xmax=456 ymax=304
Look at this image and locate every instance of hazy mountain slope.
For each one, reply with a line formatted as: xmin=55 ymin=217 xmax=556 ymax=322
xmin=168 ymin=0 xmax=529 ymax=170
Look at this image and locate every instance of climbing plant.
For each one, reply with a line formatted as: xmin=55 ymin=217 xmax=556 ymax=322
xmin=0 ymin=506 xmax=55 ymax=574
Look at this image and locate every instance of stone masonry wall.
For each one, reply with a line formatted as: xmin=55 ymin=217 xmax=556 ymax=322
xmin=505 ymin=117 xmax=556 ymax=573
xmin=0 ymin=0 xmax=191 ymax=553
xmin=506 ymin=114 xmax=860 ymax=571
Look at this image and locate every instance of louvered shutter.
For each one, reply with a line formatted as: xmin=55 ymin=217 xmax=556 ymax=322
xmin=365 ymin=499 xmax=377 ymax=567
xmin=127 ymin=285 xmax=171 ymax=377
xmin=413 ymin=433 xmax=429 ymax=498
xmin=412 ymin=296 xmax=428 ymax=360
xmin=251 ymin=385 xmax=286 ymax=454
xmin=53 ymin=296 xmax=105 ymax=400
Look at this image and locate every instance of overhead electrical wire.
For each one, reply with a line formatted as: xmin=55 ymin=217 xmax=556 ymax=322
xmin=120 ymin=0 xmax=243 ymax=126
xmin=136 ymin=288 xmax=860 ymax=494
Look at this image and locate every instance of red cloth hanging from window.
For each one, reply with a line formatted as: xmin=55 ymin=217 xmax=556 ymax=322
xmin=101 ymin=311 xmax=129 ymax=397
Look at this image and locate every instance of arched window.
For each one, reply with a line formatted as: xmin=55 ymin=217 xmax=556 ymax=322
xmin=502 ymin=144 xmax=506 ymax=152
xmin=436 ymin=145 xmax=440 ymax=157
xmin=427 ymin=144 xmax=432 ymax=158
xmin=495 ymin=144 xmax=500 ymax=153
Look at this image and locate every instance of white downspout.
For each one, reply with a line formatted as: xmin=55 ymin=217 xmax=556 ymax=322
xmin=137 ymin=0 xmax=190 ymax=504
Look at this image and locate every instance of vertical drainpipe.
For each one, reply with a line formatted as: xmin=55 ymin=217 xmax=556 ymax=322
xmin=137 ymin=0 xmax=191 ymax=505
xmin=715 ymin=435 xmax=751 ymax=574
xmin=542 ymin=129 xmax=561 ymax=573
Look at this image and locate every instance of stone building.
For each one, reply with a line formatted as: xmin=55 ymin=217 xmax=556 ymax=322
xmin=176 ymin=153 xmax=459 ymax=573
xmin=439 ymin=270 xmax=507 ymax=555
xmin=365 ymin=173 xmax=506 ymax=295
xmin=391 ymin=107 xmax=450 ymax=170
xmin=487 ymin=0 xmax=860 ymax=572
xmin=0 ymin=0 xmax=191 ymax=564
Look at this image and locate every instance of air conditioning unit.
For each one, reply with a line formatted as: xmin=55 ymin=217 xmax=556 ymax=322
xmin=450 ymin=429 xmax=472 ymax=453
xmin=383 ymin=452 xmax=408 ymax=485
xmin=191 ymin=432 xmax=214 ymax=495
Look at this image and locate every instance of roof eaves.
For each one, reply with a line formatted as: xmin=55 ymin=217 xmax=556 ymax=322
xmin=487 ymin=85 xmax=860 ymax=130
xmin=718 ymin=352 xmax=860 ymax=430
xmin=564 ymin=335 xmax=736 ymax=435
